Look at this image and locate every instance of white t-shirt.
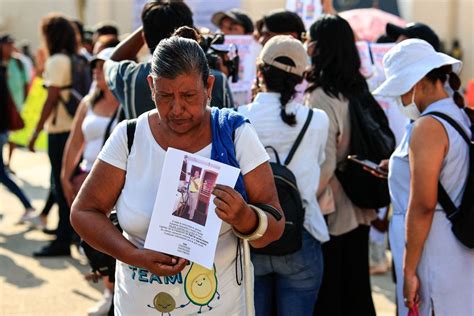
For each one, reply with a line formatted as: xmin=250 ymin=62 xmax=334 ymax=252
xmin=98 ymin=110 xmax=269 ymax=315
xmin=43 ymin=53 xmax=73 ymax=134
xmin=239 ymin=92 xmax=330 ymax=243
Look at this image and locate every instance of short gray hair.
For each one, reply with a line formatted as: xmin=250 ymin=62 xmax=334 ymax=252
xmin=150 ymin=36 xmax=209 ymax=87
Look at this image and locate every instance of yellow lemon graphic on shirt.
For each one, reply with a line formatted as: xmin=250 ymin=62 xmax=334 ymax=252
xmin=184 ymin=263 xmax=218 ymax=306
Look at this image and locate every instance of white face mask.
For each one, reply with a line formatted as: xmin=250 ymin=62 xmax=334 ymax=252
xmin=397 ymin=87 xmax=420 ymax=120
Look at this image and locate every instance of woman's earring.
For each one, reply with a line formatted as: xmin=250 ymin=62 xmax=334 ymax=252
xmin=206 ymin=98 xmax=212 ymax=107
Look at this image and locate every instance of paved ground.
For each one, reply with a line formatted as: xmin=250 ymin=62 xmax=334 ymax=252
xmin=0 ymin=148 xmax=396 ymax=315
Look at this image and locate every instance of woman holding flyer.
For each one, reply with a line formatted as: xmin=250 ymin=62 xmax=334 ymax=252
xmin=71 ymin=33 xmax=284 ymax=315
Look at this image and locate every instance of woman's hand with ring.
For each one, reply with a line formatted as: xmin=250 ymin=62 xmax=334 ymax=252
xmin=403 ymin=272 xmax=420 ymax=310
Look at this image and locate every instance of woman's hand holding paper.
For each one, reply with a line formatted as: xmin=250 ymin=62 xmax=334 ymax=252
xmin=131 ymin=248 xmax=187 ymax=277
xmin=213 ymin=184 xmax=258 ymax=235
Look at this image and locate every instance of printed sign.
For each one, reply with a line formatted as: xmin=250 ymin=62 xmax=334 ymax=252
xmin=286 ymin=0 xmax=323 ymax=29
xmin=224 ymin=35 xmax=261 ymax=106
xmin=145 ymin=148 xmax=240 ymax=269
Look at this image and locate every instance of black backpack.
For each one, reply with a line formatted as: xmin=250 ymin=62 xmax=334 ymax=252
xmin=55 ymin=54 xmax=91 ymax=121
xmin=425 ymin=111 xmax=474 ymax=249
xmin=80 ymin=118 xmax=135 ymax=280
xmin=251 ymin=110 xmax=313 ymax=256
xmin=335 ymin=91 xmax=396 ymax=209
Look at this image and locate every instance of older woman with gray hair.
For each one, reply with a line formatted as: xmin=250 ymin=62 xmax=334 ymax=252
xmin=70 ymin=33 xmax=284 ymax=315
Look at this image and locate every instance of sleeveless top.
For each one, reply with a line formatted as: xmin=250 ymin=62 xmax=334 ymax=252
xmin=81 ymin=102 xmax=117 ymax=172
xmin=389 ymin=98 xmax=471 ymax=215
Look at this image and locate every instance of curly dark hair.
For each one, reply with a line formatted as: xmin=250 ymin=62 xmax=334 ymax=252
xmin=41 ymin=13 xmax=77 ymax=55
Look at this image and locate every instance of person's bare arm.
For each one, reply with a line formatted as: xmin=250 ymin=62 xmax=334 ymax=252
xmin=213 ymin=162 xmax=284 ymax=248
xmin=321 ymin=0 xmax=336 ymax=14
xmin=110 ymin=27 xmax=145 ymax=61
xmin=403 ymin=116 xmax=448 ymax=308
xmin=28 ymin=86 xmax=60 ymax=151
xmin=61 ymin=100 xmax=88 ymax=206
xmin=71 ymin=160 xmax=187 ymax=276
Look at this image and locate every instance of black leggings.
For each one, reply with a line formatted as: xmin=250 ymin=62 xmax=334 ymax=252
xmin=48 ymin=132 xmax=73 ymax=245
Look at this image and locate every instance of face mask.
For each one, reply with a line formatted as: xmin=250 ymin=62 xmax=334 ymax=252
xmin=397 ymin=87 xmax=420 ymax=120
xmin=304 ymin=41 xmax=315 ymax=66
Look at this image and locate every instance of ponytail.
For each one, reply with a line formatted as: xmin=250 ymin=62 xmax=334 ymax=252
xmin=259 ymin=57 xmax=303 ymax=126
xmin=448 ymin=72 xmax=465 ymax=108
xmin=425 ymin=65 xmax=464 ymax=108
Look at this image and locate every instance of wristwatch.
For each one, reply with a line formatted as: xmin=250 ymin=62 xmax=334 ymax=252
xmin=232 ymin=205 xmax=268 ymax=241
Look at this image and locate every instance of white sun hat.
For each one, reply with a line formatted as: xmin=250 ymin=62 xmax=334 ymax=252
xmin=373 ymin=38 xmax=462 ymax=97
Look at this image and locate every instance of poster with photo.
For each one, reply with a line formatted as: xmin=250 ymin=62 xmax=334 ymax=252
xmin=286 ymin=0 xmax=323 ymax=30
xmin=356 ymin=41 xmax=374 ymax=79
xmin=144 ymin=148 xmax=241 ymax=269
xmin=367 ymin=43 xmax=395 ymax=91
xmin=224 ymin=35 xmax=261 ymax=107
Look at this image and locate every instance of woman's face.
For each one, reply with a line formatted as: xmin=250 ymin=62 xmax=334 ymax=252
xmin=148 ymin=72 xmax=214 ymax=135
xmin=93 ymin=60 xmax=106 ymax=90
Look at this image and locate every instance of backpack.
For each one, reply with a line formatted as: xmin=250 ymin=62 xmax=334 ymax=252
xmin=80 ymin=118 xmax=136 ymax=280
xmin=55 ymin=54 xmax=91 ymax=121
xmin=251 ymin=110 xmax=313 ymax=256
xmin=335 ymin=91 xmax=396 ymax=209
xmin=425 ymin=111 xmax=474 ymax=249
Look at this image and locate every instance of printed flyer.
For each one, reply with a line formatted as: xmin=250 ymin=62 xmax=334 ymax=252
xmin=144 ymin=148 xmax=240 ymax=269
xmin=224 ymin=35 xmax=261 ymax=106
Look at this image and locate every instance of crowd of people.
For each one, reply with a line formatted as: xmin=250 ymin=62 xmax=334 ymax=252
xmin=1 ymin=1 xmax=473 ymax=315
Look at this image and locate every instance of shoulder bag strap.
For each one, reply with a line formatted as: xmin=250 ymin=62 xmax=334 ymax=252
xmin=126 ymin=119 xmax=137 ymax=154
xmin=425 ymin=111 xmax=471 ymax=144
xmin=284 ymin=109 xmax=313 ymax=166
xmin=102 ymin=107 xmax=120 ymax=146
xmin=423 ymin=111 xmax=470 ymax=218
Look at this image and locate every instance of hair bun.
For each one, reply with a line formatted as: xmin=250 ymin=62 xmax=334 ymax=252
xmin=172 ymin=26 xmax=201 ymax=42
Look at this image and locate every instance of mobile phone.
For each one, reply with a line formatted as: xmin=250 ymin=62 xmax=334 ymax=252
xmin=347 ymin=155 xmax=388 ymax=178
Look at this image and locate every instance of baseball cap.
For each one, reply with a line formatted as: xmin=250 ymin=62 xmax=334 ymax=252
xmin=256 ymin=9 xmax=306 ymax=41
xmin=211 ymin=9 xmax=254 ymax=34
xmin=386 ymin=22 xmax=440 ymax=51
xmin=258 ymin=35 xmax=309 ymax=77
xmin=373 ymin=39 xmax=462 ymax=97
xmin=90 ymin=47 xmax=114 ymax=68
xmin=0 ymin=34 xmax=14 ymax=44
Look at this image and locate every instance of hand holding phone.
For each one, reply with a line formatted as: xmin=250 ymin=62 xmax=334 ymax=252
xmin=347 ymin=155 xmax=388 ymax=178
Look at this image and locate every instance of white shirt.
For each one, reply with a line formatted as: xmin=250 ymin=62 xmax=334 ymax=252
xmin=98 ymin=110 xmax=269 ymax=315
xmin=42 ymin=53 xmax=73 ymax=133
xmin=239 ymin=92 xmax=330 ymax=243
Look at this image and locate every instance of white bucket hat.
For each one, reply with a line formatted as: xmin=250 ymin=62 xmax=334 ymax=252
xmin=373 ymin=39 xmax=462 ymax=97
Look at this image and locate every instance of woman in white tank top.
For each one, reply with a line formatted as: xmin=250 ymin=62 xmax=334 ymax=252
xmin=61 ymin=48 xmax=119 ymax=207
xmin=373 ymin=39 xmax=473 ymax=316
